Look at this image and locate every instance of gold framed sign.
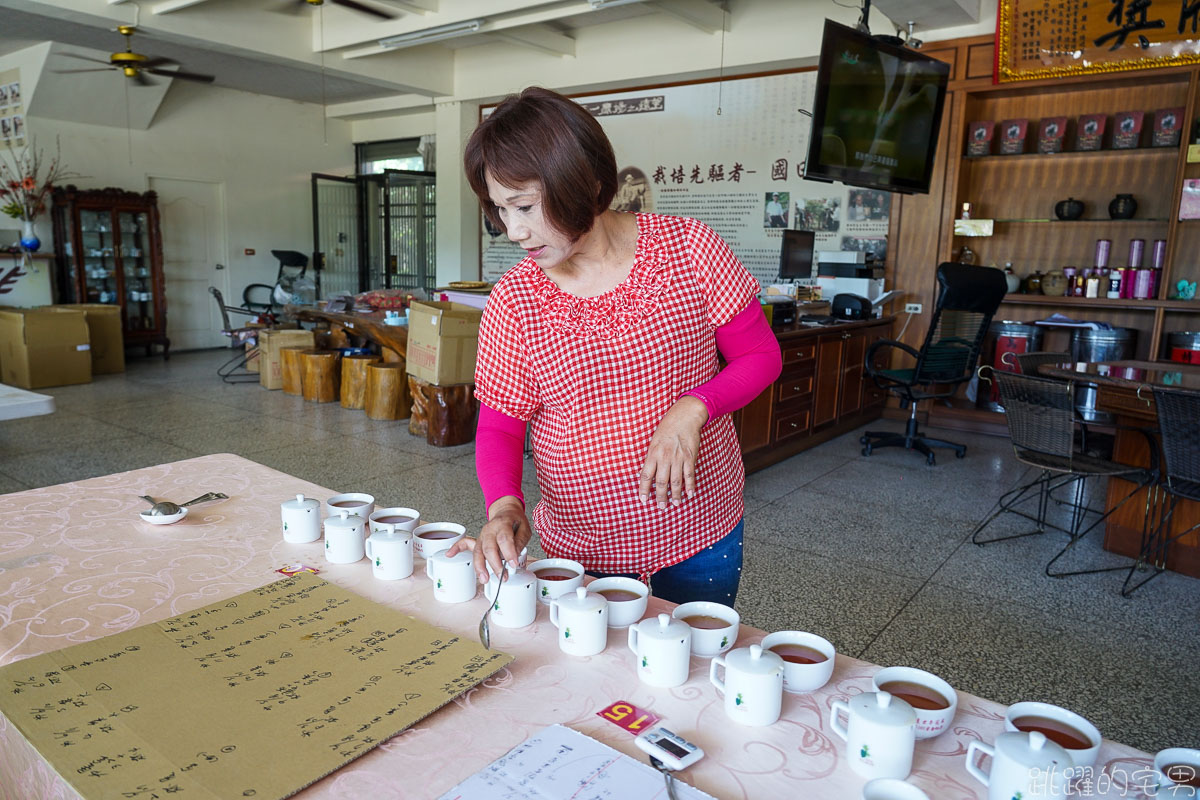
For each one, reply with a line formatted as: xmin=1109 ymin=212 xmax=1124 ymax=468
xmin=997 ymin=0 xmax=1200 ymax=82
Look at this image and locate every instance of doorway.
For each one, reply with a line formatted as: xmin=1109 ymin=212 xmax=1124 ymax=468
xmin=149 ymin=176 xmax=228 ymax=351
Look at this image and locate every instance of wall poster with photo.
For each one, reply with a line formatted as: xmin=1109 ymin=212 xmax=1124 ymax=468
xmin=0 ymin=70 xmax=25 ymax=148
xmin=480 ymin=72 xmax=892 ymax=286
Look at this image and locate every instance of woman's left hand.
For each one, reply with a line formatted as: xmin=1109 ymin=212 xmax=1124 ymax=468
xmin=638 ymin=395 xmax=708 ymax=510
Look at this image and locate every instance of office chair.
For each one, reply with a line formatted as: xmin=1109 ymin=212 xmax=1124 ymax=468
xmin=972 ymin=370 xmax=1156 ymax=582
xmin=1122 ymin=387 xmax=1200 ymax=596
xmin=242 ymin=283 xmax=276 ymax=315
xmin=209 ymin=286 xmax=262 ymax=383
xmin=860 ymin=262 xmax=1007 ymax=465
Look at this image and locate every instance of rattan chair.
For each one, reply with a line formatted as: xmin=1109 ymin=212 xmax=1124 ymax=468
xmin=971 ymin=370 xmax=1156 ymax=580
xmin=1121 ymin=387 xmax=1200 ymax=596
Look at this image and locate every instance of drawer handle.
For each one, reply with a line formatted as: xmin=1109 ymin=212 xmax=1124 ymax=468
xmin=790 ymin=422 xmax=798 ymax=428
xmin=793 ymin=385 xmax=801 ymax=391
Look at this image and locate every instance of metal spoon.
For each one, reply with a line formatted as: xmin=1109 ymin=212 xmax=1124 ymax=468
xmin=139 ymin=492 xmax=228 ymax=516
xmin=478 ymin=558 xmax=506 ymax=651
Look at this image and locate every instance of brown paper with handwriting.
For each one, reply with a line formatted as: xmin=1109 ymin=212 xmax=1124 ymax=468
xmin=0 ymin=572 xmax=513 ymax=799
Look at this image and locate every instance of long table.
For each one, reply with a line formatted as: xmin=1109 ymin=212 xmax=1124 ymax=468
xmin=0 ymin=454 xmax=1154 ymax=799
xmin=292 ymin=307 xmax=408 ymax=359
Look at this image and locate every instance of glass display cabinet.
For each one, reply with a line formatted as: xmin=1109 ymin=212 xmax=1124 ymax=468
xmin=51 ymin=186 xmax=169 ymax=358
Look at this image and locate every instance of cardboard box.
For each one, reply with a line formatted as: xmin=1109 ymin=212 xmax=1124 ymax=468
xmin=1075 ymin=113 xmax=1107 ymax=151
xmin=244 ymin=322 xmax=267 ymax=373
xmin=1037 ymin=116 xmax=1068 ymax=154
xmin=998 ymin=118 xmax=1029 ymax=155
xmin=405 ymin=301 xmax=483 ymax=386
xmin=258 ymin=328 xmax=315 ymax=389
xmin=0 ymin=307 xmax=92 ymax=389
xmin=50 ymin=304 xmax=124 ymax=374
xmin=1112 ymin=110 xmax=1145 ymax=149
xmin=965 ymin=121 xmax=994 ymax=157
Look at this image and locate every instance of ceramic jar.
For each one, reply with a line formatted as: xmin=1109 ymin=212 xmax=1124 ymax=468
xmin=549 ymin=587 xmax=608 ymax=656
xmin=1003 ymin=265 xmax=1021 ymax=293
xmin=280 ymin=493 xmax=321 ymax=543
xmin=1108 ymin=193 xmax=1137 ymax=219
xmin=323 ymin=510 xmax=365 ymax=564
xmin=966 ymin=731 xmax=1071 ymax=800
xmin=1041 ymin=269 xmax=1068 ymax=297
xmin=1024 ymin=270 xmax=1044 ymax=295
xmin=485 ymin=562 xmax=537 ymax=629
xmin=831 ymin=690 xmax=918 ymax=780
xmin=1054 ymin=197 xmax=1084 ymax=220
xmin=628 ymin=613 xmax=692 ymax=688
xmin=709 ymin=644 xmax=786 ymax=727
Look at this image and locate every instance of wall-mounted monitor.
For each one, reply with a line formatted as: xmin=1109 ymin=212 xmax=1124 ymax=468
xmin=804 ymin=20 xmax=950 ymax=195
xmin=778 ymin=229 xmax=815 ymax=279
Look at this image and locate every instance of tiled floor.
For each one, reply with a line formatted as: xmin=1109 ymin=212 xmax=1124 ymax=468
xmin=2 ymin=349 xmax=1197 ymax=754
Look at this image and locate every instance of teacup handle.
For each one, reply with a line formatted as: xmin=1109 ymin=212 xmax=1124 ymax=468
xmin=549 ymin=601 xmax=561 ymax=629
xmin=627 ymin=626 xmax=639 ymax=656
xmin=425 ymin=559 xmax=434 ymax=580
xmin=365 ymin=538 xmax=375 ymax=560
xmin=708 ymin=655 xmax=726 ymax=696
xmin=965 ymin=740 xmax=992 ymax=787
xmin=830 ymin=699 xmax=849 ymax=742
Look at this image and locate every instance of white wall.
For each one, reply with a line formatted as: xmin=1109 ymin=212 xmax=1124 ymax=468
xmin=10 ymin=63 xmax=353 ymax=302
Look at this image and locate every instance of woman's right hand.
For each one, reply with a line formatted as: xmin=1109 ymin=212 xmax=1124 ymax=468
xmin=447 ymin=495 xmax=532 ymax=585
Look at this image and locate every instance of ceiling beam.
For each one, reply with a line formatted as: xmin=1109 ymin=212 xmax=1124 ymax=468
xmin=384 ymin=0 xmax=437 ymax=13
xmin=325 ymin=93 xmax=436 ymax=119
xmin=151 ymin=0 xmax=214 ymax=14
xmin=650 ymin=0 xmax=725 ymax=34
xmin=490 ymin=24 xmax=575 ymax=57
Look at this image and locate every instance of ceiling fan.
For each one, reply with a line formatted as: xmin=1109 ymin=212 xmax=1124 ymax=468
xmin=55 ymin=25 xmax=215 ymax=86
xmin=284 ymin=0 xmax=397 ymax=20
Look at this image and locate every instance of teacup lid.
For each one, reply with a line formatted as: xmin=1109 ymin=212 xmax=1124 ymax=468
xmin=559 ymin=586 xmax=606 ymax=611
xmin=430 ymin=549 xmax=473 ymax=566
xmin=636 ymin=613 xmax=690 ymax=641
xmin=324 ymin=509 xmax=365 ymax=531
xmin=993 ymin=731 xmax=1071 ymax=771
xmin=850 ymin=691 xmax=917 ymax=728
xmin=367 ymin=527 xmax=410 ymax=543
xmin=724 ymin=644 xmax=785 ymax=676
xmin=488 ymin=561 xmax=534 ymax=586
xmin=281 ymin=493 xmax=319 ymax=511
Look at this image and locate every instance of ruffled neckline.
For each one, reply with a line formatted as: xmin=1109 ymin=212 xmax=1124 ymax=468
xmin=525 ymin=214 xmax=672 ymax=340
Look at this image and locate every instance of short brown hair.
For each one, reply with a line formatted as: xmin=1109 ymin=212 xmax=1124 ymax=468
xmin=464 ymin=86 xmax=618 ymax=242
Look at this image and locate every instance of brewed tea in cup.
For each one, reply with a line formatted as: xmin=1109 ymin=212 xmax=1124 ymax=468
xmin=587 ymin=577 xmax=648 ymax=628
xmin=872 ymin=667 xmax=957 ymax=740
xmin=412 ymin=522 xmax=466 ymax=560
xmin=1003 ymin=701 xmax=1101 ymax=768
xmin=528 ymin=558 xmax=584 ymax=604
xmin=323 ymin=492 xmax=375 ymax=519
xmin=672 ymin=601 xmax=739 ymax=657
xmin=761 ymin=630 xmax=835 ymax=693
xmin=1154 ymin=748 xmax=1200 ymax=797
xmin=369 ymin=507 xmax=420 ymax=535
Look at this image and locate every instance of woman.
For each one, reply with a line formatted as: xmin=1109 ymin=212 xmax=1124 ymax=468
xmin=450 ymin=86 xmax=781 ymax=605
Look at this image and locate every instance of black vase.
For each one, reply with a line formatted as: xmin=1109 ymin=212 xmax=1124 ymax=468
xmin=1054 ymin=197 xmax=1085 ymax=220
xmin=1109 ymin=193 xmax=1137 ymax=219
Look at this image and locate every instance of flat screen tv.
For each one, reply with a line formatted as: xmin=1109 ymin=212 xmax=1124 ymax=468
xmin=779 ymin=229 xmax=815 ymax=279
xmin=804 ymin=20 xmax=950 ymax=195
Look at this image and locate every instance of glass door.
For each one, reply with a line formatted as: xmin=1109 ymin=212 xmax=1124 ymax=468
xmin=118 ymin=211 xmax=155 ymax=332
xmin=79 ymin=209 xmax=119 ymax=305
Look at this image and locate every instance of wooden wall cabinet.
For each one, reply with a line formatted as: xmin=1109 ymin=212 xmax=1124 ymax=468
xmin=735 ymin=318 xmax=892 ymax=473
xmin=52 ymin=186 xmax=169 ymax=358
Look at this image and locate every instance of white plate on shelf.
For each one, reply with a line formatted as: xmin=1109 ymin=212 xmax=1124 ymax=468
xmin=139 ymin=508 xmax=188 ymax=525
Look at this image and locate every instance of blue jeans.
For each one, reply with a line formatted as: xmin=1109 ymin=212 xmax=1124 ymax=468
xmin=587 ymin=518 xmax=744 ymax=606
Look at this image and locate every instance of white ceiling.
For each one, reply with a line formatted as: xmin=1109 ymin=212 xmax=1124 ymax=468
xmin=0 ymin=0 xmax=666 ymax=107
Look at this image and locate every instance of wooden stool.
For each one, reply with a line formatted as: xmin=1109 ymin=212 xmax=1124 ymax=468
xmin=408 ymin=376 xmax=477 ymax=447
xmin=301 ymin=349 xmax=341 ymax=403
xmin=280 ymin=346 xmax=308 ymax=396
xmin=365 ymin=363 xmax=412 ymax=420
xmin=340 ymin=354 xmax=381 ymax=410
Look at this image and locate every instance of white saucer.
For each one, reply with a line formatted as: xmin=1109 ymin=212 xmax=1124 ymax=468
xmin=139 ymin=508 xmax=189 ymax=525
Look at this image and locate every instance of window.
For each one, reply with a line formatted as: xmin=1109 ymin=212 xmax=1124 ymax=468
xmin=356 ymin=138 xmax=424 ymax=175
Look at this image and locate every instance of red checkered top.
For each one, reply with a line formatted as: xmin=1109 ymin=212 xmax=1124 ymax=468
xmin=474 ymin=213 xmax=759 ymax=575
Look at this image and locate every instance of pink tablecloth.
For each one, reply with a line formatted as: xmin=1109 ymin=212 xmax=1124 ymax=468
xmin=0 ymin=454 xmax=1153 ymax=800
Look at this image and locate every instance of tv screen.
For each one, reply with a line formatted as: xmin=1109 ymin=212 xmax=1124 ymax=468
xmin=804 ymin=20 xmax=950 ymax=195
xmin=779 ymin=229 xmax=815 ymax=279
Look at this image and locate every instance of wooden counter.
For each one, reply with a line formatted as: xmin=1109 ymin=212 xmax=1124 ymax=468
xmin=735 ymin=316 xmax=893 ymax=473
xmin=292 ymin=306 xmax=408 ymax=359
xmin=1040 ymin=360 xmax=1200 ymax=578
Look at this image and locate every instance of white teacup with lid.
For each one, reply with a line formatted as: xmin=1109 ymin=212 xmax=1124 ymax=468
xmin=709 ymin=644 xmax=786 ymax=727
xmin=831 ymin=690 xmax=917 ymax=780
xmin=365 ymin=524 xmax=413 ymax=580
xmin=426 ymin=549 xmax=477 ymax=603
xmin=966 ymin=731 xmax=1071 ymax=800
xmin=549 ymin=587 xmax=608 ymax=656
xmin=281 ymin=493 xmax=321 ymax=543
xmin=485 ymin=562 xmax=537 ymax=629
xmin=324 ymin=510 xmax=365 ymax=564
xmin=628 ymin=613 xmax=692 ymax=688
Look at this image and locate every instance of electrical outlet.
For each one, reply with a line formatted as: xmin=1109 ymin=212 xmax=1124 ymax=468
xmin=904 ymin=303 xmax=923 ymax=314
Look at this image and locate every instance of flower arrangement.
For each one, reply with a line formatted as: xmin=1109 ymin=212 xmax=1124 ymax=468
xmin=0 ymin=138 xmax=79 ymax=224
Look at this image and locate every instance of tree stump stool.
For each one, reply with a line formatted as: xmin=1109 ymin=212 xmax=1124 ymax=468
xmin=301 ymin=349 xmax=341 ymax=403
xmin=280 ymin=346 xmax=309 ymax=396
xmin=408 ymin=376 xmax=477 ymax=447
xmin=340 ymin=354 xmax=381 ymax=410
xmin=365 ymin=363 xmax=412 ymax=420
